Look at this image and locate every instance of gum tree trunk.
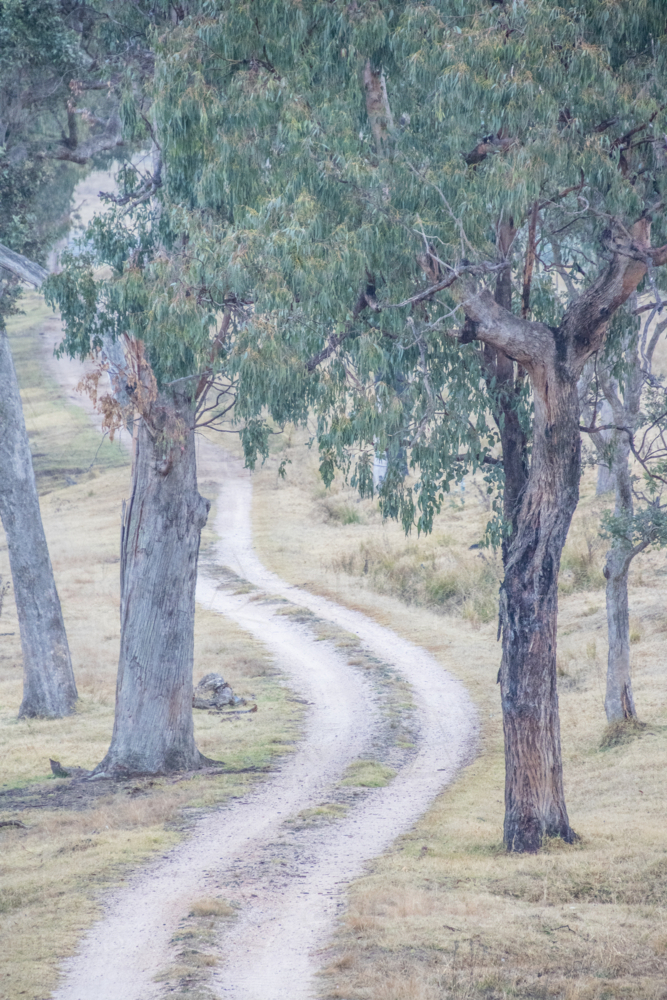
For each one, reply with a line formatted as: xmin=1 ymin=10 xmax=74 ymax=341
xmin=598 ymin=352 xmax=643 ymax=723
xmin=95 ymin=387 xmax=210 ymax=775
xmin=584 ymin=332 xmax=645 ymax=722
xmin=0 ymin=322 xmax=77 ymax=717
xmin=468 ymin=220 xmax=529 ymax=563
xmin=604 ymin=547 xmax=637 ymax=721
xmin=499 ymin=368 xmax=578 ymax=851
xmin=488 ymin=223 xmax=528 ymax=563
xmin=459 ymin=218 xmax=665 ymax=850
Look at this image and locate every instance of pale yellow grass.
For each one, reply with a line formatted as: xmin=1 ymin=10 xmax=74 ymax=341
xmin=156 ymin=893 xmax=236 ymax=997
xmin=248 ymin=426 xmax=667 ymax=999
xmin=0 ymin=307 xmax=301 ymax=1000
xmin=0 ymin=464 xmax=300 ymax=1000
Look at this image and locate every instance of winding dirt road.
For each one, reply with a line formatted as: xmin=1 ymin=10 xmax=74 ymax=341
xmin=44 ymin=318 xmax=478 ymax=1000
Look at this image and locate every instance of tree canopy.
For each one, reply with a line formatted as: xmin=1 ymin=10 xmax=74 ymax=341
xmin=136 ymin=0 xmax=667 ymax=531
xmin=45 ymin=0 xmax=667 ymax=845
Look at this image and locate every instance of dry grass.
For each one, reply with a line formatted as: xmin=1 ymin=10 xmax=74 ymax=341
xmin=247 ymin=422 xmax=667 ymax=1000
xmin=0 ymin=303 xmax=301 ymax=1000
xmin=293 ymin=802 xmax=350 ymax=827
xmin=189 ymin=898 xmax=235 ymax=918
xmin=156 ymin=893 xmax=236 ymax=999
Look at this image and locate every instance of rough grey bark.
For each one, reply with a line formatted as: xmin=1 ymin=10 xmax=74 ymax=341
xmin=489 ymin=221 xmax=528 ymax=563
xmin=596 ymin=337 xmax=645 ymax=722
xmin=0 ymin=321 xmax=77 ymax=717
xmin=604 ymin=545 xmax=637 ymax=721
xmin=594 ymin=399 xmax=616 ymax=495
xmin=497 ymin=354 xmax=579 ymax=852
xmin=459 ymin=218 xmax=667 ymax=851
xmin=462 ymin=220 xmax=529 ymax=563
xmin=95 ymin=385 xmax=211 ymax=775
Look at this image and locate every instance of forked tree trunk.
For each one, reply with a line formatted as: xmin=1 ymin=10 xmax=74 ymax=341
xmin=461 ymin=218 xmax=667 ymax=851
xmin=499 ymin=370 xmax=578 ymax=851
xmin=0 ymin=323 xmax=77 ymax=717
xmin=95 ymin=388 xmax=210 ymax=775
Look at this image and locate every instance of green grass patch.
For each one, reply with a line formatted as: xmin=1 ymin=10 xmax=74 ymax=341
xmin=340 ymin=760 xmax=397 ymax=788
xmin=5 ymin=292 xmax=128 ymax=493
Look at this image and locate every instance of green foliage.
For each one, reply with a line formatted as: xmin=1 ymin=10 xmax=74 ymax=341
xmin=0 ymin=1 xmax=169 ymax=319
xmin=48 ymin=1 xmax=667 ymax=532
xmin=601 ymin=501 xmax=667 ymax=551
xmin=5 ymin=294 xmax=128 ymax=491
xmin=0 ymin=0 xmax=82 ymax=295
xmin=143 ymin=0 xmax=667 ymax=527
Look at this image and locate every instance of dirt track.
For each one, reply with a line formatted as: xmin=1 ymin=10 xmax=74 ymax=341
xmin=44 ymin=322 xmax=478 ymax=999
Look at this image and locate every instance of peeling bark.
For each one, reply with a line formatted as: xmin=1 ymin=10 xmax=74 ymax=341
xmin=363 ymin=60 xmax=393 ymax=157
xmin=95 ymin=386 xmax=211 ymax=775
xmin=458 ymin=220 xmax=667 ymax=850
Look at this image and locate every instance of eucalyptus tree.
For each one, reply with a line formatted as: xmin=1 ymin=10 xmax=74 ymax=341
xmin=0 ymin=0 xmax=90 ymax=718
xmin=46 ymin=187 xmax=301 ymax=774
xmin=149 ymin=0 xmax=667 ymax=849
xmin=583 ymin=309 xmax=667 ymax=723
xmin=0 ymin=0 xmax=170 ymax=717
xmin=0 ymin=246 xmax=78 ymax=718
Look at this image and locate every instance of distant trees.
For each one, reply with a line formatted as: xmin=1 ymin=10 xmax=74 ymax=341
xmin=0 ymin=0 xmax=166 ymax=716
xmin=583 ymin=312 xmax=667 ymax=723
xmin=145 ymin=0 xmax=667 ymax=849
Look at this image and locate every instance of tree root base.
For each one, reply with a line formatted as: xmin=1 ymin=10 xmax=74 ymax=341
xmin=600 ymin=717 xmax=647 ymax=749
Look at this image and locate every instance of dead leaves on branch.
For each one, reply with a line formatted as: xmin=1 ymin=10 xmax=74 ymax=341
xmin=77 ymin=337 xmax=187 ymax=449
xmin=77 ymin=367 xmax=127 ymax=441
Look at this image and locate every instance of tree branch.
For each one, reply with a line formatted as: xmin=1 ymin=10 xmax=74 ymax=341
xmin=560 ymin=218 xmax=667 ymax=358
xmin=195 ymin=306 xmax=233 ymax=403
xmin=305 ymin=287 xmax=369 ymax=372
xmin=47 ymin=112 xmax=123 ymax=165
xmin=464 ymin=131 xmax=516 ymax=166
xmin=363 ymin=60 xmax=393 ymax=157
xmin=456 ymin=286 xmax=551 ymax=368
xmin=0 ymin=244 xmax=48 ymax=287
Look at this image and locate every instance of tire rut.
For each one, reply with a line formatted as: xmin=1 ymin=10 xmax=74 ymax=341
xmin=44 ymin=325 xmax=478 ymax=999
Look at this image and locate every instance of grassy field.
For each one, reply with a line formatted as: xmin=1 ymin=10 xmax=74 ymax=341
xmin=0 ymin=300 xmax=301 ymax=1000
xmin=250 ymin=424 xmax=667 ymax=1000
xmin=2 ymin=291 xmax=666 ymax=999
